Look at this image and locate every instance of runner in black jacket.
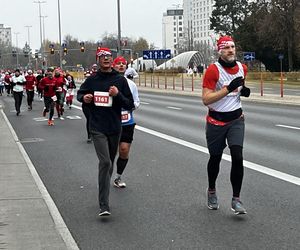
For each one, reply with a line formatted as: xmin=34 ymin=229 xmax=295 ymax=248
xmin=77 ymin=47 xmax=134 ymax=217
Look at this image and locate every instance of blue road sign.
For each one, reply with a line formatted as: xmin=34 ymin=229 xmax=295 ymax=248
xmin=243 ymin=52 xmax=255 ymax=61
xmin=143 ymin=49 xmax=171 ymax=60
xmin=278 ymin=54 xmax=284 ymax=60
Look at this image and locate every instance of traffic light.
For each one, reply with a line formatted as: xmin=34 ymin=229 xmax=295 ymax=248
xmin=49 ymin=44 xmax=55 ymax=55
xmin=35 ymin=52 xmax=38 ymax=59
xmin=63 ymin=47 xmax=68 ymax=55
xmin=12 ymin=50 xmax=17 ymax=57
xmin=80 ymin=42 xmax=85 ymax=52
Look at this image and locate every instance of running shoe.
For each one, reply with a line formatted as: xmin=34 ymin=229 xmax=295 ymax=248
xmin=207 ymin=189 xmax=219 ymax=210
xmin=114 ymin=177 xmax=126 ymax=188
xmin=98 ymin=208 xmax=111 ymax=217
xmin=231 ymin=198 xmax=247 ymax=215
xmin=59 ymin=116 xmax=65 ymax=120
xmin=48 ymin=120 xmax=54 ymax=126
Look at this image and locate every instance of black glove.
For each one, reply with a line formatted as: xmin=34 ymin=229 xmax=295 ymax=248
xmin=227 ymin=76 xmax=244 ymax=93
xmin=44 ymin=86 xmax=49 ymax=92
xmin=240 ymin=86 xmax=251 ymax=97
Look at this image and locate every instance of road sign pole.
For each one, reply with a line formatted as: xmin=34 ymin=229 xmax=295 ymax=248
xmin=280 ymin=58 xmax=283 ymax=97
xmin=260 ymin=71 xmax=264 ymax=96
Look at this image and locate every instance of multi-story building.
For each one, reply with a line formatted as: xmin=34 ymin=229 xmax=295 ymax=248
xmin=0 ymin=24 xmax=12 ymax=46
xmin=183 ymin=0 xmax=217 ymax=49
xmin=162 ymin=7 xmax=184 ymax=56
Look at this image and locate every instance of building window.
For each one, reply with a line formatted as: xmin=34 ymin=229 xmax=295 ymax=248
xmin=174 ymin=28 xmax=176 ymax=31
xmin=174 ymin=39 xmax=176 ymax=43
xmin=179 ymin=27 xmax=182 ymax=31
xmin=179 ymin=16 xmax=182 ymax=19
xmin=179 ymin=21 xmax=182 ymax=25
xmin=174 ymin=33 xmax=176 ymax=37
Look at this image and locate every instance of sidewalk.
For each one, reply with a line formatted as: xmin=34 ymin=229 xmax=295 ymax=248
xmin=0 ymin=101 xmax=79 ymax=250
xmin=136 ymin=86 xmax=300 ymax=106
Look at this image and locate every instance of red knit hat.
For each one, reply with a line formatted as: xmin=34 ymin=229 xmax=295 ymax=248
xmin=96 ymin=47 xmax=112 ymax=57
xmin=113 ymin=56 xmax=127 ymax=67
xmin=217 ymin=36 xmax=235 ymax=52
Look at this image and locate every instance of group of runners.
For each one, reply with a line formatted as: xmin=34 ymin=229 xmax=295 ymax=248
xmin=0 ymin=68 xmax=76 ymax=122
xmin=77 ymin=36 xmax=250 ymax=217
xmin=1 ymin=35 xmax=251 ymax=218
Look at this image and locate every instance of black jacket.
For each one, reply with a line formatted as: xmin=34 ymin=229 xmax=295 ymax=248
xmin=77 ymin=69 xmax=134 ymax=135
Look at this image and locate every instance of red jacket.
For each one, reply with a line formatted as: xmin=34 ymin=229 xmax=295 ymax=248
xmin=4 ymin=75 xmax=11 ymax=85
xmin=25 ymin=75 xmax=37 ymax=90
xmin=39 ymin=77 xmax=57 ymax=97
xmin=54 ymin=76 xmax=66 ymax=93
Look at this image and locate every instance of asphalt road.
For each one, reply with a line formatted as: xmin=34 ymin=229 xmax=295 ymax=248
xmin=2 ymin=91 xmax=300 ymax=250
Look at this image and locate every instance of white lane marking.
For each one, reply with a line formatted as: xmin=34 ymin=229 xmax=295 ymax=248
xmin=71 ymin=105 xmax=82 ymax=110
xmin=140 ymin=101 xmax=150 ymax=105
xmin=276 ymin=124 xmax=300 ymax=130
xmin=167 ymin=106 xmax=182 ymax=110
xmin=136 ymin=125 xmax=300 ymax=186
xmin=1 ymin=109 xmax=79 ymax=250
xmin=33 ymin=117 xmax=48 ymax=122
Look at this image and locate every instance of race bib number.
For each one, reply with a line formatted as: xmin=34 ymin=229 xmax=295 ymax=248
xmin=94 ymin=91 xmax=113 ymax=107
xmin=121 ymin=110 xmax=131 ymax=123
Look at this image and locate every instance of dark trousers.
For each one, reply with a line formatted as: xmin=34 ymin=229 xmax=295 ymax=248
xmin=5 ymin=85 xmax=11 ymax=95
xmin=13 ymin=91 xmax=23 ymax=113
xmin=44 ymin=96 xmax=55 ymax=120
xmin=82 ymin=105 xmax=91 ymax=139
xmin=26 ymin=90 xmax=34 ymax=107
xmin=91 ymin=131 xmax=120 ymax=209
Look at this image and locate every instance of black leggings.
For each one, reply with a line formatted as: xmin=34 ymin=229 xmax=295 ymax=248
xmin=207 ymin=145 xmax=244 ymax=197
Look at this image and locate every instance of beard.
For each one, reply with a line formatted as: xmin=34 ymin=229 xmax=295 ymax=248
xmin=224 ymin=54 xmax=235 ymax=63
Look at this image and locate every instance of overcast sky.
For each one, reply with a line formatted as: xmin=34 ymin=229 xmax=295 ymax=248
xmin=2 ymin=0 xmax=182 ymax=51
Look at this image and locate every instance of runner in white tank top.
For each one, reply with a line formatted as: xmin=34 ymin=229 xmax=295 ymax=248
xmin=202 ymin=36 xmax=251 ymax=215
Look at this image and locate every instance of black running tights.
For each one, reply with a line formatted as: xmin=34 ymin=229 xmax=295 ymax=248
xmin=207 ymin=145 xmax=244 ymax=197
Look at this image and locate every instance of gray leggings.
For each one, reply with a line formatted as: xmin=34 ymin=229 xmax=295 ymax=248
xmin=91 ymin=131 xmax=120 ymax=209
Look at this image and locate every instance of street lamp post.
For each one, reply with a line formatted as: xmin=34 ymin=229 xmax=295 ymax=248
xmin=41 ymin=15 xmax=48 ymax=67
xmin=34 ymin=1 xmax=46 ymax=69
xmin=25 ymin=25 xmax=32 ymax=66
xmin=14 ymin=32 xmax=20 ymax=68
xmin=117 ymin=0 xmax=121 ymax=56
xmin=57 ymin=0 xmax=63 ymax=69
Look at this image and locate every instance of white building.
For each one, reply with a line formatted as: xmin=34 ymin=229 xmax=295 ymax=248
xmin=162 ymin=7 xmax=184 ymax=56
xmin=0 ymin=24 xmax=12 ymax=46
xmin=183 ymin=0 xmax=217 ymax=48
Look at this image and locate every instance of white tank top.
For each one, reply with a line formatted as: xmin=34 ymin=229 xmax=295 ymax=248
xmin=208 ymin=61 xmax=244 ymax=112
